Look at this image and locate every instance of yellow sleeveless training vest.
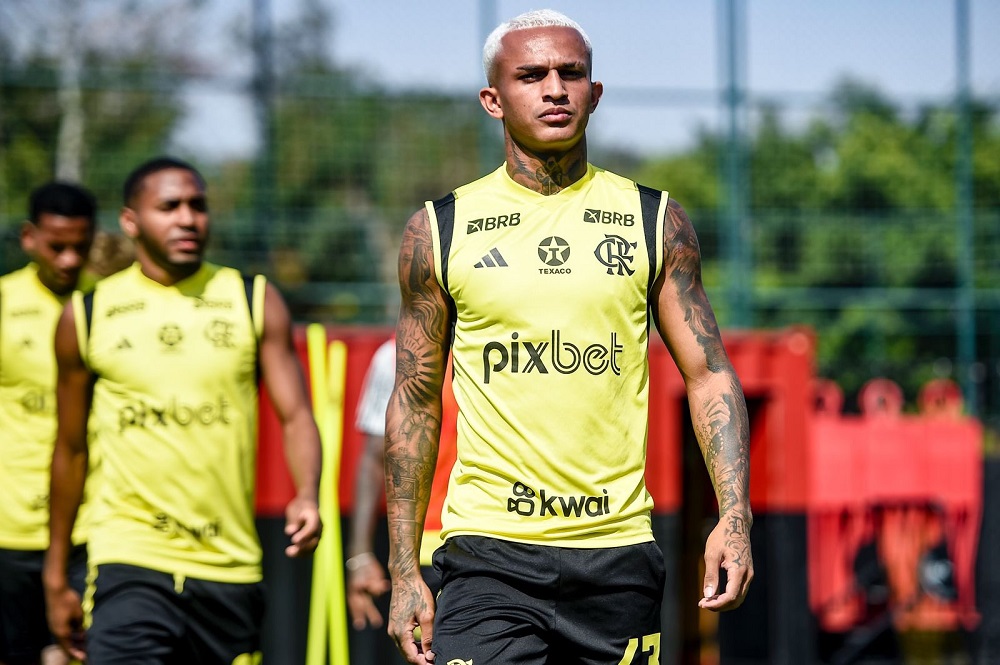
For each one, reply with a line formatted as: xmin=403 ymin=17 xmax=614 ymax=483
xmin=428 ymin=164 xmax=668 ymax=547
xmin=75 ymin=263 xmax=265 ymax=582
xmin=0 ymin=265 xmax=93 ymax=549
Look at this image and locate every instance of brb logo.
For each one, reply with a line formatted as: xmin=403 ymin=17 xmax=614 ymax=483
xmin=583 ymin=208 xmax=635 ymax=227
xmin=467 ymin=212 xmax=521 ymax=234
xmin=507 ymin=481 xmax=611 ymax=518
xmin=481 ymin=330 xmax=623 ymax=384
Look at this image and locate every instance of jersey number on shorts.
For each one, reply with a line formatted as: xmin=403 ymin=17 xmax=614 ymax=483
xmin=616 ymin=632 xmax=661 ymax=665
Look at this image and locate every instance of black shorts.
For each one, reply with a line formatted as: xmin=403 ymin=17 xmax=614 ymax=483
xmin=0 ymin=545 xmax=88 ymax=665
xmin=431 ymin=536 xmax=666 ymax=665
xmin=86 ymin=563 xmax=265 ymax=665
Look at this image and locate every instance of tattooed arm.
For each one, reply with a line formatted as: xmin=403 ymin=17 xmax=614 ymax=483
xmin=652 ymin=198 xmax=754 ymax=612
xmin=385 ymin=207 xmax=452 ymax=664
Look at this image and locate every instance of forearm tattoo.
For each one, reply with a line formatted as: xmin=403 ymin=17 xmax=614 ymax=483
xmin=664 ymin=200 xmax=752 ymax=554
xmin=386 ymin=211 xmax=449 ymax=577
xmin=695 ymin=375 xmax=752 ymax=568
xmin=665 ymin=200 xmax=729 ymax=372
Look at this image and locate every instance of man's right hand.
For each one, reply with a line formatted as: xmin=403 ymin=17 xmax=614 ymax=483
xmin=44 ymin=583 xmax=86 ymax=662
xmin=347 ymin=552 xmax=392 ymax=629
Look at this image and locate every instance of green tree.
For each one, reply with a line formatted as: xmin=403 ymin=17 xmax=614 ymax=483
xmin=0 ymin=0 xmax=203 ymax=232
xmin=635 ymin=76 xmax=999 ymax=413
xmin=208 ymin=0 xmax=487 ymax=321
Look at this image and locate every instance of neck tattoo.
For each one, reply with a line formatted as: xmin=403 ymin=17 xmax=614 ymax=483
xmin=536 ymin=157 xmax=567 ymax=195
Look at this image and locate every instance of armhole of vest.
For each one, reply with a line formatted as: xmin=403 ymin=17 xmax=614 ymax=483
xmin=243 ymin=274 xmax=266 ymax=343
xmin=638 ymin=184 xmax=667 ymax=296
xmin=428 ymin=193 xmax=458 ymax=325
xmin=73 ymin=291 xmax=94 ymax=369
xmin=428 ymin=193 xmax=455 ymax=292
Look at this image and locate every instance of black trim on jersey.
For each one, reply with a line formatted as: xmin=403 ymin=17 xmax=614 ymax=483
xmin=242 ymin=275 xmax=255 ymax=329
xmin=431 ymin=193 xmax=459 ymax=336
xmin=432 ymin=193 xmax=456 ymax=294
xmin=637 ymin=184 xmax=662 ymax=296
xmin=83 ymin=291 xmax=95 ymax=335
xmin=242 ymin=274 xmax=261 ymax=383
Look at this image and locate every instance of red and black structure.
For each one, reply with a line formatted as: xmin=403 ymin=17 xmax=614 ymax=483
xmin=253 ymin=326 xmax=987 ymax=664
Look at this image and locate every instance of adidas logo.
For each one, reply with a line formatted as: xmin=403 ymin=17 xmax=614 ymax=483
xmin=474 ymin=248 xmax=508 ymax=268
xmin=116 ymin=338 xmax=133 ymax=350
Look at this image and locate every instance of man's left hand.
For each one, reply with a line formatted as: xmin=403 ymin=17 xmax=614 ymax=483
xmin=699 ymin=510 xmax=753 ymax=611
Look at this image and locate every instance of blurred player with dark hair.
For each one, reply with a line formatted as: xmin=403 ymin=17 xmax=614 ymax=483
xmin=0 ymin=181 xmax=96 ymax=665
xmin=43 ymin=156 xmax=323 ymax=663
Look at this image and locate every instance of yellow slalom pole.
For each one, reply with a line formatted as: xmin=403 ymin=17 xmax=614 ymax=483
xmin=304 ymin=324 xmax=336 ymax=665
xmin=324 ymin=339 xmax=350 ymax=665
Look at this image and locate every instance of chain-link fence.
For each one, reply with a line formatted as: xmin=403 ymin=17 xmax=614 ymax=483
xmin=2 ymin=2 xmax=999 ymax=661
xmin=7 ymin=1 xmax=996 ymax=423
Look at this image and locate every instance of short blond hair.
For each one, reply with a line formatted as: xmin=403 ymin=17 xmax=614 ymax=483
xmin=482 ymin=9 xmax=592 ymax=85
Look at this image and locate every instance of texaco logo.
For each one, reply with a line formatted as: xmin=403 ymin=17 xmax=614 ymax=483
xmin=537 ymin=236 xmax=570 ymax=267
xmin=158 ymin=324 xmax=184 ymax=349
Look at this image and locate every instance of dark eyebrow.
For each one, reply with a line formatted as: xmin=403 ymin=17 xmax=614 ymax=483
xmin=159 ymin=195 xmax=207 ymax=207
xmin=516 ymin=61 xmax=586 ymax=73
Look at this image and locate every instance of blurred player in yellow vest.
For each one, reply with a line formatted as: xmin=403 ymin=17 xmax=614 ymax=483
xmin=43 ymin=156 xmax=323 ymax=663
xmin=0 ymin=181 xmax=96 ymax=665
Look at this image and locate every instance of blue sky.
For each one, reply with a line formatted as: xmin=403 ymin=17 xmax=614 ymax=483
xmin=175 ymin=0 xmax=1000 ymax=158
xmin=329 ymin=1 xmax=999 ymax=94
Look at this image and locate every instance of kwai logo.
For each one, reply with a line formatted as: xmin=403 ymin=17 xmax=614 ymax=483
xmin=507 ymin=481 xmax=611 ymax=518
xmin=153 ymin=512 xmax=222 ymax=540
xmin=481 ymin=330 xmax=623 ymax=384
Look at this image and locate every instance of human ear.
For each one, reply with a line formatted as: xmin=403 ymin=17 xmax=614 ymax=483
xmin=589 ymin=80 xmax=604 ymax=113
xmin=480 ymin=87 xmax=503 ymax=119
xmin=20 ymin=221 xmax=36 ymax=255
xmin=119 ymin=207 xmax=139 ymax=239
